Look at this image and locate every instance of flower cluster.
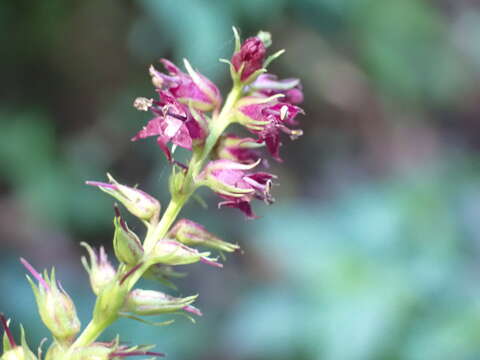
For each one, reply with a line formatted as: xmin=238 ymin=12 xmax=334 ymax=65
xmin=133 ymin=28 xmax=304 ymax=217
xmin=1 ymin=28 xmax=304 ymax=360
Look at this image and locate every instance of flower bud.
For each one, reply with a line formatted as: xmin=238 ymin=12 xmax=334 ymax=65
xmin=1 ymin=316 xmax=36 ymax=360
xmin=168 ymin=219 xmax=239 ymax=252
xmin=234 ymin=96 xmax=304 ymax=161
xmin=231 ymin=37 xmax=266 ymax=82
xmin=123 ymin=289 xmax=201 ymax=317
xmin=151 ymin=240 xmax=222 ymax=268
xmin=196 ymin=159 xmax=260 ymax=199
xmin=21 ymin=259 xmax=80 ymax=344
xmin=113 ymin=206 xmax=144 ymax=265
xmin=86 ymin=174 xmax=160 ymax=223
xmin=149 ymin=58 xmax=221 ymax=111
xmin=80 ymin=243 xmax=116 ymax=295
xmin=131 ymin=91 xmax=208 ymax=162
xmin=196 ymin=159 xmax=276 ymax=219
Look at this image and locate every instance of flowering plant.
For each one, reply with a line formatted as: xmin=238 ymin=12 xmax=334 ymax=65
xmin=1 ymin=28 xmax=304 ymax=360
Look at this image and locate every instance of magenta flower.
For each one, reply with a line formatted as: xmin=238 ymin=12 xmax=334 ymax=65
xmin=198 ymin=160 xmax=276 ymax=219
xmin=150 ymin=59 xmax=221 ymax=111
xmin=132 ymin=91 xmax=207 ymax=162
xmin=231 ymin=37 xmax=266 ymax=81
xmin=235 ymin=97 xmax=304 ymax=161
xmin=250 ymin=74 xmax=304 ymax=104
xmin=215 ymin=134 xmax=263 ymax=165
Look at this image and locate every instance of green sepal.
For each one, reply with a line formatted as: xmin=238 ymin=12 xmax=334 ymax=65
xmin=263 ymin=49 xmax=285 ymax=69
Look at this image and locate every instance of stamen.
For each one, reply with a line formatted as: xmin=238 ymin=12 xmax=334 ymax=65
xmin=165 ymin=111 xmax=187 ymax=121
xmin=0 ymin=314 xmax=16 ymax=348
xmin=279 ymin=105 xmax=289 ymax=120
xmin=289 ymin=129 xmax=303 ymax=140
xmin=133 ymin=97 xmax=153 ymax=111
xmin=20 ymin=258 xmax=50 ymax=291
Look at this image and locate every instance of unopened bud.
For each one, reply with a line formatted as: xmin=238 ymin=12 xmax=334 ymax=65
xmin=21 ymin=259 xmax=80 ymax=344
xmin=80 ymin=243 xmax=116 ymax=295
xmin=123 ymin=289 xmax=201 ymax=317
xmin=86 ymin=174 xmax=160 ymax=223
xmin=231 ymin=36 xmax=266 ymax=82
xmin=113 ymin=206 xmax=144 ymax=265
xmin=169 ymin=219 xmax=239 ymax=253
xmin=152 ymin=240 xmax=222 ymax=268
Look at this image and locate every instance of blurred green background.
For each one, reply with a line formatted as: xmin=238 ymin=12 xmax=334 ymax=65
xmin=2 ymin=0 xmax=480 ymax=359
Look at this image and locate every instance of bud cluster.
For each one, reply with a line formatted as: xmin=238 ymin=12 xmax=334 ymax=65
xmin=2 ymin=28 xmax=304 ymax=360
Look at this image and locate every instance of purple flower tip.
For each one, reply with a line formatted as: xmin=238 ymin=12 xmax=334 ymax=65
xmin=85 ymin=181 xmax=116 ymax=190
xmin=20 ymin=258 xmax=50 ymax=291
xmin=183 ymin=305 xmax=203 ymax=317
xmin=200 ymin=257 xmax=223 ymax=268
xmin=0 ymin=313 xmax=16 ymax=348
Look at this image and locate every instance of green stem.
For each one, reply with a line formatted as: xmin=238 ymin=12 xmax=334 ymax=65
xmin=199 ymin=84 xmax=242 ymax=169
xmin=63 ymin=317 xmax=116 ymax=359
xmin=70 ymin=319 xmax=108 ymax=348
xmin=143 ymin=196 xmax=187 ymax=253
xmin=66 ymin=83 xmax=244 ymax=358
